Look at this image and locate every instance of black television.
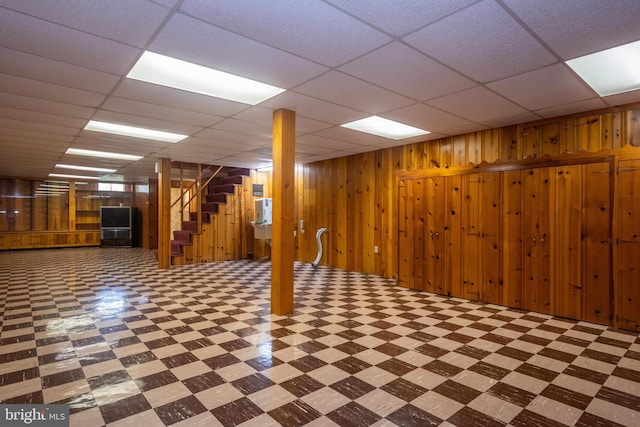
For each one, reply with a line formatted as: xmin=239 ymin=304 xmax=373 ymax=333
xmin=100 ymin=206 xmax=131 ymax=228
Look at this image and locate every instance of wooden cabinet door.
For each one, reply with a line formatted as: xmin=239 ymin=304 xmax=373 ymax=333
xmin=554 ymin=165 xmax=584 ymax=320
xmin=582 ymin=162 xmax=612 ymax=324
xmin=445 ymin=175 xmax=463 ymax=297
xmin=523 ymin=168 xmax=553 ymax=314
xmin=502 ymin=170 xmax=524 ymax=308
xmin=616 ymin=159 xmax=640 ymax=331
xmin=398 ymin=179 xmax=417 ymax=290
xmin=462 ymin=175 xmax=482 ymax=301
xmin=481 ymin=173 xmax=502 ymax=304
xmin=462 ymin=173 xmax=502 ymax=303
xmin=425 ymin=177 xmax=446 ymax=294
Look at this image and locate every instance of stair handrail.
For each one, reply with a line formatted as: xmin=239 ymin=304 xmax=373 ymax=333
xmin=170 ymin=165 xmax=224 ymax=210
xmin=181 ymin=165 xmax=224 ymax=209
xmin=170 ymin=180 xmax=196 ymax=208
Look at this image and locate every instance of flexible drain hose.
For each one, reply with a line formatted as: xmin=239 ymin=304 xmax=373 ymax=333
xmin=312 ymin=228 xmax=328 ymax=268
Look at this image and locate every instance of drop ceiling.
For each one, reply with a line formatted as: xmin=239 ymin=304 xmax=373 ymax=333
xmin=1 ymin=0 xmax=640 ymax=182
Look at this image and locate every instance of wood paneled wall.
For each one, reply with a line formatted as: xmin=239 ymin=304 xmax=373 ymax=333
xmin=294 ymin=105 xmax=640 ymax=279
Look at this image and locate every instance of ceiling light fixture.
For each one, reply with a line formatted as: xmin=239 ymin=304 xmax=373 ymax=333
xmin=55 ymin=164 xmax=117 ymax=173
xmin=566 ymin=40 xmax=640 ymax=96
xmin=84 ymin=120 xmax=188 ymax=143
xmin=49 ymin=173 xmax=100 ymax=180
xmin=341 ymin=116 xmax=430 ymax=140
xmin=127 ymin=51 xmax=286 ymax=105
xmin=66 ymin=148 xmax=143 ymax=161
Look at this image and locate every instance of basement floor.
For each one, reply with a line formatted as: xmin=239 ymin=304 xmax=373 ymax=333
xmin=0 ymin=248 xmax=638 ymax=426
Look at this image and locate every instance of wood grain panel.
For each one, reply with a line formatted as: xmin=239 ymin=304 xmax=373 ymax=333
xmin=462 ymin=174 xmax=482 ymax=301
xmin=523 ymin=168 xmax=553 ymax=313
xmin=427 ymin=177 xmax=447 ymax=294
xmin=502 ymin=170 xmax=524 ymax=308
xmin=481 ymin=173 xmax=502 ymax=304
xmin=445 ymin=175 xmax=462 ymax=297
xmin=413 ymin=179 xmax=426 ymax=290
xmin=521 ymin=125 xmax=540 ymax=159
xmin=582 ymin=162 xmax=612 ymax=325
xmin=397 ymin=179 xmax=414 ymax=289
xmin=616 ymin=158 xmax=640 ymax=330
xmin=553 ymin=165 xmax=583 ymax=320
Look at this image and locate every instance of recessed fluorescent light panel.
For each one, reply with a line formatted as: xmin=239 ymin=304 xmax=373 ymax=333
xmin=49 ymin=173 xmax=100 ymax=180
xmin=66 ymin=148 xmax=143 ymax=161
xmin=341 ymin=116 xmax=430 ymax=140
xmin=55 ymin=164 xmax=117 ymax=173
xmin=84 ymin=120 xmax=187 ymax=143
xmin=127 ymin=51 xmax=285 ymax=105
xmin=566 ymin=40 xmax=640 ymax=96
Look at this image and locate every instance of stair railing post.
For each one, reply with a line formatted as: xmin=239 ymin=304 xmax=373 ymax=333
xmin=197 ymin=164 xmax=202 ymax=235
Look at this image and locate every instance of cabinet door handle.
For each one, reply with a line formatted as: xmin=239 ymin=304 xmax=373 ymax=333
xmin=532 ymin=237 xmax=537 ymax=246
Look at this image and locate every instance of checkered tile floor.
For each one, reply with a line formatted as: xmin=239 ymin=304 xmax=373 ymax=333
xmin=1 ymin=248 xmax=639 ymax=426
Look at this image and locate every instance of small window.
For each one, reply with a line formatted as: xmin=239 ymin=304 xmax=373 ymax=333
xmin=98 ymin=183 xmax=125 ymax=192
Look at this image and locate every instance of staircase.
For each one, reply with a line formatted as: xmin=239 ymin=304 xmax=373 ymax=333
xmin=169 ymin=166 xmax=251 ymax=265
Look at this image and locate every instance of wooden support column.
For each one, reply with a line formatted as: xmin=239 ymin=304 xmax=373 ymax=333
xmin=271 ymin=109 xmax=296 ymax=315
xmin=158 ymin=158 xmax=172 ymax=269
xmin=68 ymin=182 xmax=76 ymax=231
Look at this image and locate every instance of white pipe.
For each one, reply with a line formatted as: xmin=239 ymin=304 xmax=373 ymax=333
xmin=312 ymin=227 xmax=328 ymax=267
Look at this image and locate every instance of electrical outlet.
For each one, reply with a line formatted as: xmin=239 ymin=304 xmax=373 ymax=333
xmin=374 ymin=245 xmax=379 ymax=254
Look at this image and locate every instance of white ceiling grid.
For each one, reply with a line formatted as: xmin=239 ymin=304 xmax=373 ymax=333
xmin=0 ymin=0 xmax=639 ymax=181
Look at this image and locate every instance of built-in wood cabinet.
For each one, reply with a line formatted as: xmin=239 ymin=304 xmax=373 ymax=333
xmin=397 ymin=152 xmax=640 ymax=330
xmin=0 ymin=230 xmax=100 ymax=250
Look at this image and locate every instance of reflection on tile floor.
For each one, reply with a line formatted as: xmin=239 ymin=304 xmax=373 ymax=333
xmin=1 ymin=247 xmax=639 ymax=426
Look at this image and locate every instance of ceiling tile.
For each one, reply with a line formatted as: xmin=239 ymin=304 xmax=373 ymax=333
xmin=260 ymin=92 xmax=364 ymax=125
xmin=535 ymin=98 xmax=608 ymax=119
xmin=0 ymin=73 xmax=106 ymax=107
xmin=325 ymin=0 xmax=477 ymax=36
xmin=339 ymin=42 xmax=476 ymax=101
xmin=0 ymin=92 xmax=95 ymax=119
xmin=405 ymin=0 xmax=557 ymax=82
xmin=0 ymin=106 xmax=88 ymax=128
xmin=0 ymin=48 xmax=120 ymax=94
xmin=294 ymin=71 xmax=415 ymax=114
xmin=0 ymin=127 xmax=73 ymax=143
xmin=0 ymin=118 xmax=78 ymax=136
xmin=212 ymin=118 xmax=272 ymax=141
xmin=382 ymin=103 xmax=475 ymax=133
xmin=90 ymin=111 xmax=202 ymax=137
xmin=1 ymin=0 xmax=174 ymax=47
xmin=504 ymin=0 xmax=640 ymax=59
xmin=0 ymin=8 xmax=140 ymax=74
xmin=602 ymin=88 xmax=640 ymax=108
xmin=427 ymin=86 xmax=528 ymax=123
xmin=192 ymin=130 xmax=266 ymax=149
xmin=149 ymin=14 xmax=328 ymax=89
xmin=296 ymin=134 xmax=365 ymax=152
xmin=481 ymin=112 xmax=541 ymax=129
xmin=101 ymin=97 xmax=224 ymax=128
xmin=231 ymin=106 xmax=334 ymax=134
xmin=179 ymin=0 xmax=391 ymax=67
xmin=112 ymin=80 xmax=249 ymax=118
xmin=486 ymin=64 xmax=596 ymax=110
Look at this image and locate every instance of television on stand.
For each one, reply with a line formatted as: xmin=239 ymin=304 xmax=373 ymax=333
xmin=100 ymin=206 xmax=139 ymax=247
